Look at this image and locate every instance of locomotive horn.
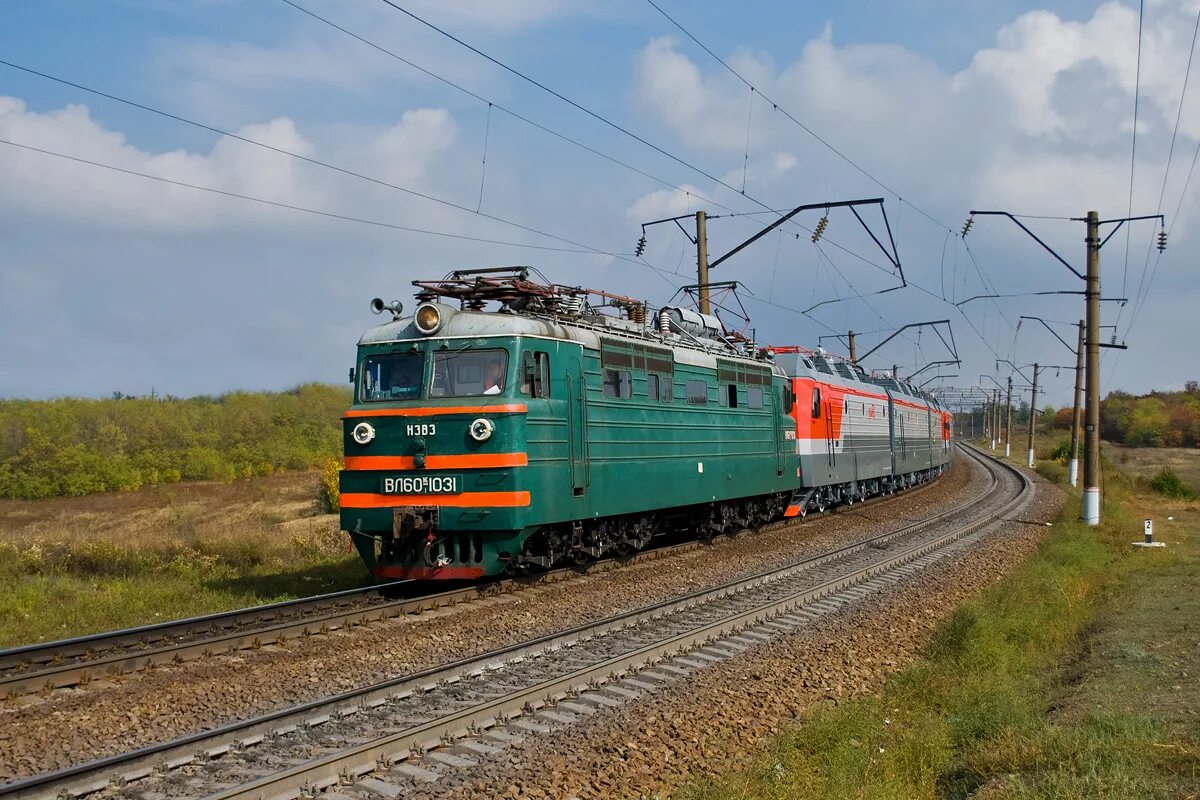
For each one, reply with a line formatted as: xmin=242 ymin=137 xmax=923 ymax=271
xmin=370 ymin=298 xmax=404 ymax=320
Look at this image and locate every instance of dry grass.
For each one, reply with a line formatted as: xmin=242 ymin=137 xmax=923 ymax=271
xmin=0 ymin=471 xmax=366 ymax=647
xmin=1104 ymin=443 xmax=1200 ymax=490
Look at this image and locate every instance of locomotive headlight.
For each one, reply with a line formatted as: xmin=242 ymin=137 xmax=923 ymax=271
xmin=351 ymin=421 xmax=376 ymax=445
xmin=414 ymin=302 xmax=443 ymax=335
xmin=469 ymin=418 xmax=494 ymax=442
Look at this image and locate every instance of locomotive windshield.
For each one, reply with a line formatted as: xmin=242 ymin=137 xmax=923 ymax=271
xmin=360 ymin=353 xmax=423 ymax=402
xmin=431 ymin=349 xmax=508 ymax=397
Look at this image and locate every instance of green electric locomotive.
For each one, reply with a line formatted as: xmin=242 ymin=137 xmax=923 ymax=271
xmin=339 ymin=268 xmax=798 ymax=579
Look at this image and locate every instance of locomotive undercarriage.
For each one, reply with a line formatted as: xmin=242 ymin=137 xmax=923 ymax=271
xmin=510 ymin=463 xmax=945 ymax=572
xmin=372 ymin=464 xmax=946 ymax=576
xmin=514 ymin=491 xmax=790 ymax=572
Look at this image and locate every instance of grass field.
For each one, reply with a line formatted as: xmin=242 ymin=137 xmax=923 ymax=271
xmin=681 ymin=446 xmax=1200 ymax=799
xmin=0 ymin=471 xmax=364 ymax=648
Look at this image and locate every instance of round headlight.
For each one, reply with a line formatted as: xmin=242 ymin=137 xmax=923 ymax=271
xmin=469 ymin=418 xmax=495 ymax=442
xmin=414 ymin=303 xmax=442 ymax=335
xmin=352 ymin=421 xmax=376 ymax=445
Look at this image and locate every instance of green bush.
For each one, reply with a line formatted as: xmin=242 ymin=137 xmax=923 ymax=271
xmin=317 ymin=458 xmax=341 ymax=513
xmin=0 ymin=385 xmax=350 ymax=499
xmin=1148 ymin=468 xmax=1198 ymax=500
xmin=1049 ymin=439 xmax=1072 ymax=464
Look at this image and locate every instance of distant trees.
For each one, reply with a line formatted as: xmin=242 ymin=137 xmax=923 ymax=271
xmin=0 ymin=384 xmax=350 ymax=499
xmin=1101 ymin=386 xmax=1200 ymax=447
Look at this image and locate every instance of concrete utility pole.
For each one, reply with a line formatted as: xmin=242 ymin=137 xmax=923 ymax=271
xmin=1005 ymin=376 xmax=1013 ymax=459
xmin=1083 ymin=211 xmax=1102 ymax=525
xmin=969 ymin=208 xmax=1161 ymax=523
xmin=1027 ymin=363 xmax=1039 ymax=467
xmin=893 ymin=364 xmax=899 ymax=381
xmin=848 ymin=330 xmax=857 ymax=363
xmin=696 ymin=210 xmax=710 ymax=315
xmin=994 ymin=390 xmax=1001 ymax=449
xmin=991 ymin=390 xmax=998 ymax=449
xmin=1070 ymin=319 xmax=1085 ymax=487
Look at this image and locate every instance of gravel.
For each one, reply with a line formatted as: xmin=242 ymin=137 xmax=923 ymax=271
xmin=0 ymin=460 xmax=984 ymax=781
xmin=402 ymin=467 xmax=1065 ymax=800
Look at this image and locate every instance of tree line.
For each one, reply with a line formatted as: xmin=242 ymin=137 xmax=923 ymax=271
xmin=1035 ymin=381 xmax=1200 ymax=448
xmin=1097 ymin=382 xmax=1200 ymax=447
xmin=0 ymin=384 xmax=349 ymax=499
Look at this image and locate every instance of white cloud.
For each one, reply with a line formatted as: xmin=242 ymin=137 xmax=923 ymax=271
xmin=0 ymin=97 xmax=460 ymax=233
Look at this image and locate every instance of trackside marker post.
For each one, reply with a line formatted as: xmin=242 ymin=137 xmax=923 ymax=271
xmin=1133 ymin=518 xmax=1166 ymax=549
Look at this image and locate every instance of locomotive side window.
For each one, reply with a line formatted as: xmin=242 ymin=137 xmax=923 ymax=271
xmin=647 ymin=372 xmax=673 ymax=401
xmin=686 ymin=380 xmax=708 ymax=405
xmin=747 ymin=387 xmax=764 ymax=409
xmin=783 ymin=384 xmax=795 ymax=413
xmin=725 ymin=384 xmax=739 ymax=408
xmin=430 ymin=349 xmax=507 ymax=397
xmin=603 ymin=369 xmax=632 ymax=399
xmin=811 ymin=387 xmax=822 ymax=418
xmin=360 ymin=353 xmax=423 ymax=402
xmin=521 ymin=351 xmax=550 ymax=398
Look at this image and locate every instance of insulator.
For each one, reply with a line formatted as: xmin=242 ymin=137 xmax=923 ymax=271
xmin=961 ymin=216 xmax=974 ymax=237
xmin=1157 ymin=229 xmax=1167 ymax=252
xmin=635 ymin=235 xmax=647 ymax=257
xmin=811 ymin=215 xmax=829 ymax=244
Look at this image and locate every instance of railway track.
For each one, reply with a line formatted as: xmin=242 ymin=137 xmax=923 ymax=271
xmin=0 ymin=467 xmax=944 ymax=700
xmin=0 ymin=444 xmax=1031 ymax=800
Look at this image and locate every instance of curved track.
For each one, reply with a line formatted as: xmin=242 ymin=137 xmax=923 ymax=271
xmin=0 ymin=444 xmax=1030 ymax=800
xmin=0 ymin=466 xmax=945 ymax=699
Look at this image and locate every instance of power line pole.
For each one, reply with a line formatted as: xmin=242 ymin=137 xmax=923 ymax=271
xmin=967 ymin=208 xmax=1161 ymax=525
xmin=994 ymin=389 xmax=1001 ymax=450
xmin=696 ymin=210 xmax=710 ymax=314
xmin=987 ymin=390 xmax=994 ymax=449
xmin=848 ymin=329 xmax=857 ymax=362
xmin=1083 ymin=211 xmax=1101 ymax=524
xmin=1027 ymin=363 xmax=1039 ymax=467
xmin=1070 ymin=319 xmax=1085 ymax=487
xmin=1005 ymin=376 xmax=1013 ymax=459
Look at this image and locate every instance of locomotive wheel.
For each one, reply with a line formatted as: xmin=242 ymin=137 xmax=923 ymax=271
xmin=815 ymin=496 xmax=826 ymax=513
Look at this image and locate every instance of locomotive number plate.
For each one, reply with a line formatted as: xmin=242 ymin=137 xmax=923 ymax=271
xmin=380 ymin=475 xmax=461 ymax=494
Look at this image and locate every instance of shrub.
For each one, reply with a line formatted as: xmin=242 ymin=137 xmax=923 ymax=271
xmin=1049 ymin=440 xmax=1071 ymax=464
xmin=0 ymin=385 xmax=349 ymax=500
xmin=1148 ymin=468 xmax=1197 ymax=501
xmin=317 ymin=458 xmax=341 ymax=513
xmin=1035 ymin=461 xmax=1068 ymax=485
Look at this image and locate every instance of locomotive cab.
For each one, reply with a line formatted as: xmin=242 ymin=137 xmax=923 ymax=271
xmin=340 ymin=302 xmax=543 ymax=580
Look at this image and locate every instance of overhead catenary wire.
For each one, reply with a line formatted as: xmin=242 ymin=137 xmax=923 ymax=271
xmin=476 ymin=102 xmax=492 ymax=213
xmin=354 ymin=0 xmax=1017 ymax=365
xmin=374 ymin=0 xmax=761 ymax=207
xmin=1120 ymin=0 xmax=1146 ymax=308
xmin=6 ymin=14 xmax=1009 ymax=367
xmin=278 ymin=0 xmax=743 ymax=216
xmin=285 ymin=0 xmax=895 ymax=282
xmin=0 ymin=137 xmax=693 ymax=295
xmin=0 ymin=138 xmax=596 ymax=254
xmin=1127 ymin=4 xmax=1200 ymax=333
xmin=367 ymin=0 xmax=923 ymax=289
xmin=740 ymin=86 xmax=754 ymax=194
xmin=0 ymin=59 xmax=622 ymax=257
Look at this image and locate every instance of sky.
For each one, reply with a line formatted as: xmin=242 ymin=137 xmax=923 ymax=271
xmin=1 ymin=0 xmax=1197 ymax=408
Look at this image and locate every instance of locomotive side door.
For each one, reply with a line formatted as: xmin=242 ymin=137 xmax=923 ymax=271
xmin=566 ymin=372 xmax=588 ymax=496
xmin=772 ymin=385 xmax=785 ymax=476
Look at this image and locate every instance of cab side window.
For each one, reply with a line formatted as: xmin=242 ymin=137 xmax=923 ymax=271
xmin=521 ymin=351 xmax=551 ymax=398
xmin=812 ymin=387 xmax=822 ymax=419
